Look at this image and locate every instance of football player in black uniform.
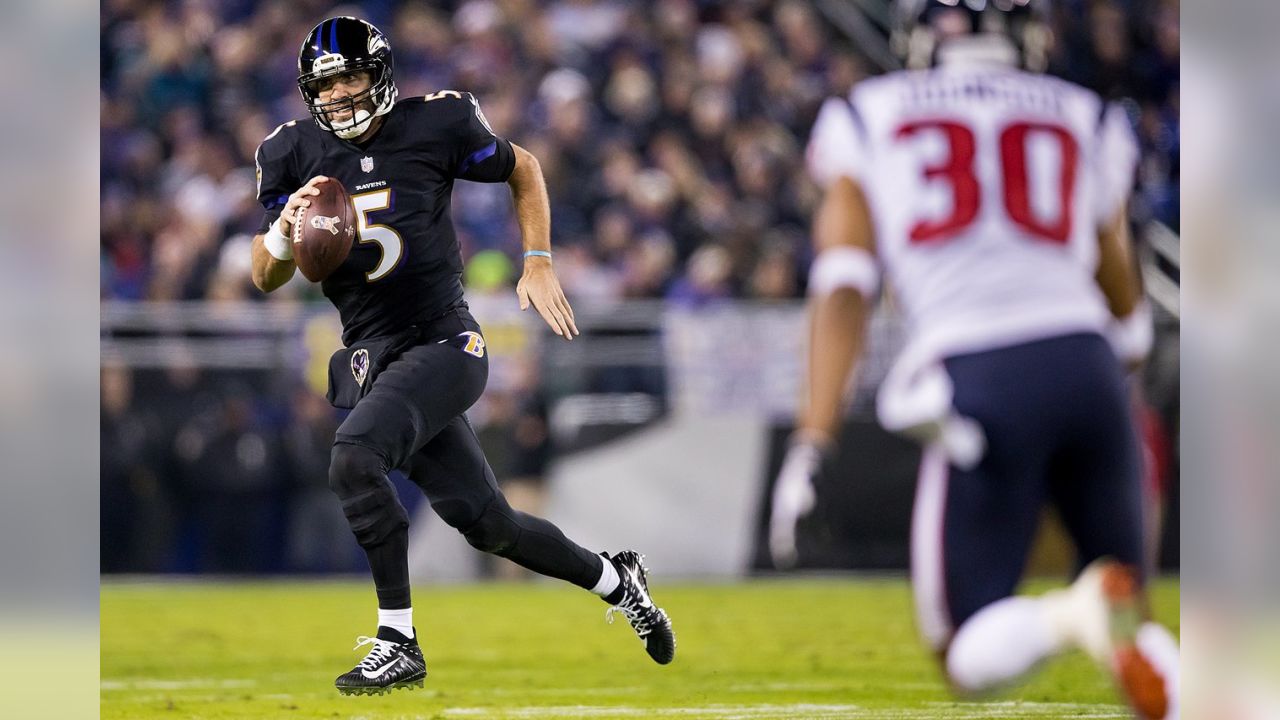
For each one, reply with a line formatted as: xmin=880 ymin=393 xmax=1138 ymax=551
xmin=249 ymin=17 xmax=675 ymax=695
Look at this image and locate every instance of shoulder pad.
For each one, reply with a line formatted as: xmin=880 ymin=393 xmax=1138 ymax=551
xmin=421 ymin=89 xmax=473 ymax=104
xmin=411 ymin=91 xmax=478 ymax=120
xmin=256 ymin=119 xmax=303 ymax=161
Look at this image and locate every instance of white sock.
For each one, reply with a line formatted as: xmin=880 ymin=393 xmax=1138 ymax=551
xmin=946 ymin=596 xmax=1066 ymax=693
xmin=378 ymin=607 xmax=414 ymax=639
xmin=1039 ymin=583 xmax=1093 ymax=654
xmin=590 ymin=556 xmax=621 ymax=598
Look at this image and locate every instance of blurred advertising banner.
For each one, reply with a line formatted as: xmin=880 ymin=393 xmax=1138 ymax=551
xmin=665 ymin=303 xmax=905 ymax=420
xmin=665 ymin=303 xmax=805 ymax=419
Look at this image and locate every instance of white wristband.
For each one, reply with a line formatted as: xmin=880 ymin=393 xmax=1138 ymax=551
xmin=263 ymin=217 xmax=293 ymax=261
xmin=1106 ymin=300 xmax=1153 ymax=364
xmin=808 ymin=246 xmax=879 ymax=299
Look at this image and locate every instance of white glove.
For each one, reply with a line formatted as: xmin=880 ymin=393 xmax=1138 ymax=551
xmin=768 ymin=440 xmax=824 ymax=569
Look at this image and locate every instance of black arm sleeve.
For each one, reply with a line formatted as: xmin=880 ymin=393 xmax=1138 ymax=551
xmin=254 ymin=123 xmax=300 ymax=234
xmin=451 ymin=93 xmax=516 ymax=183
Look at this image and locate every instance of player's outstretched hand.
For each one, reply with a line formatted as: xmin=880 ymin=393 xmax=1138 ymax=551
xmin=768 ymin=438 xmax=825 ymax=569
xmin=516 ymin=260 xmax=579 ymax=340
xmin=280 ymin=176 xmax=330 ymax=236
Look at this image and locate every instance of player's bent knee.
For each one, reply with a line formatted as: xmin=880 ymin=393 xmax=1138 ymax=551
xmin=460 ymin=501 xmax=519 ymax=556
xmin=329 ymin=442 xmax=408 ymax=548
xmin=329 ymin=443 xmax=386 ymax=494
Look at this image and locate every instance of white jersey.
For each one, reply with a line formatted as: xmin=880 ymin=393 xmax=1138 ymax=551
xmin=807 ymin=61 xmax=1139 ymax=360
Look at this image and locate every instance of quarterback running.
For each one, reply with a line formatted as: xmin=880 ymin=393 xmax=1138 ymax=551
xmin=250 ymin=16 xmax=675 ymax=695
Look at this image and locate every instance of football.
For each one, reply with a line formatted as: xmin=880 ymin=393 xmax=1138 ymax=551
xmin=292 ymin=178 xmax=356 ymax=282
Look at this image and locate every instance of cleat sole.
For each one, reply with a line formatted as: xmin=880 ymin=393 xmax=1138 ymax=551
xmin=336 ymin=673 xmax=426 ymax=696
xmin=1100 ymin=563 xmax=1168 ymax=720
xmin=647 ymin=621 xmax=677 ymax=665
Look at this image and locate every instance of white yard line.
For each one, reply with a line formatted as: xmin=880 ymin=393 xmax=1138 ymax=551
xmin=100 ymin=678 xmax=256 ymax=691
xmin=101 ymin=680 xmax=1130 ymax=720
xmin=484 ymin=686 xmax=647 ymax=697
xmin=723 ymin=681 xmax=940 ymax=693
xmin=440 ymin=703 xmax=1130 ymax=719
xmin=444 ymin=706 xmax=864 ymax=719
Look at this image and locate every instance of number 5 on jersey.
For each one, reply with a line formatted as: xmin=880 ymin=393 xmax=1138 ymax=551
xmin=351 ymin=189 xmax=403 ymax=282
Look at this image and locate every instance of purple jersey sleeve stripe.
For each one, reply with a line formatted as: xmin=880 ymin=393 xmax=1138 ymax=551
xmin=458 ymin=141 xmax=497 ymax=176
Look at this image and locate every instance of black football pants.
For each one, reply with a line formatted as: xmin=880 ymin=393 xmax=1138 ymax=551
xmin=328 ymin=309 xmax=603 ymax=609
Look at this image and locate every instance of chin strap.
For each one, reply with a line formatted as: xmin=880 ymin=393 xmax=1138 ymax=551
xmin=322 ymin=82 xmax=398 ymax=139
xmin=332 ymin=109 xmax=373 ymax=139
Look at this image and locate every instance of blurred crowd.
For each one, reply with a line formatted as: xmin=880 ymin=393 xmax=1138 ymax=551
xmin=101 ymin=0 xmax=1179 ymax=305
xmin=100 ymin=0 xmax=1180 ymax=573
xmin=101 ymin=358 xmax=553 ymax=573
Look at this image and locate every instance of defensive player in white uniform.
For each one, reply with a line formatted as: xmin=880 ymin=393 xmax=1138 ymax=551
xmin=768 ymin=2 xmax=1179 ymax=718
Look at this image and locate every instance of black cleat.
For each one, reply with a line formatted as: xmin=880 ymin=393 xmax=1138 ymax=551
xmin=335 ymin=626 xmax=427 ymax=696
xmin=603 ymin=550 xmax=676 ymax=664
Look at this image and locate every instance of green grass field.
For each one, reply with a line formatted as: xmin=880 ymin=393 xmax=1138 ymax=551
xmin=102 ymin=576 xmax=1178 ymax=719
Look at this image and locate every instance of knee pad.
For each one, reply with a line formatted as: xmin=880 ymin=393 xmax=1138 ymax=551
xmin=329 ymin=442 xmax=408 ymax=548
xmin=459 ymin=499 xmax=520 ymax=556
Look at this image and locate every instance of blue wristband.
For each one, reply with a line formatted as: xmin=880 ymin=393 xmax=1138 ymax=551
xmin=523 ymin=250 xmax=552 ymax=260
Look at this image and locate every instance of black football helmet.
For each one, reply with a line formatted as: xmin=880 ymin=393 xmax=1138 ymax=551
xmin=297 ymin=17 xmax=398 ymax=139
xmin=892 ymin=0 xmax=1052 ymax=72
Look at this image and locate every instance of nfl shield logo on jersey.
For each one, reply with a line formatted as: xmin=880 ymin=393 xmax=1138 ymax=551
xmin=361 ymin=156 xmax=374 ymax=173
xmin=351 ymin=348 xmax=370 ymax=386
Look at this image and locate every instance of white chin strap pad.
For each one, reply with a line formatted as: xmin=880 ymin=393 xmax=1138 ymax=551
xmin=332 ymin=109 xmax=373 ymax=139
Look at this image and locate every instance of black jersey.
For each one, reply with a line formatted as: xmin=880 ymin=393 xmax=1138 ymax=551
xmin=255 ymin=92 xmax=516 ymax=345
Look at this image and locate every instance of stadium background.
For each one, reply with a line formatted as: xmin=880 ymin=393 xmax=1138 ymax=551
xmin=100 ymin=0 xmax=1179 ymax=579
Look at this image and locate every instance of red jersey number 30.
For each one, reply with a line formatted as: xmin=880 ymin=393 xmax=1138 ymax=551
xmin=896 ymin=119 xmax=1079 ymax=245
